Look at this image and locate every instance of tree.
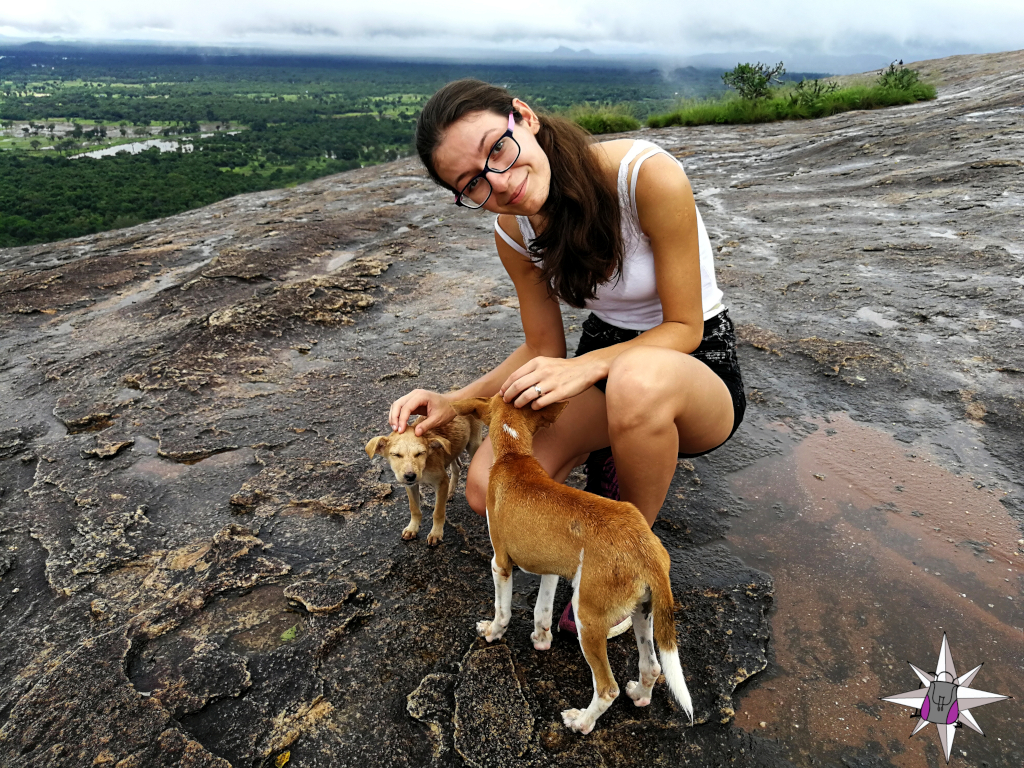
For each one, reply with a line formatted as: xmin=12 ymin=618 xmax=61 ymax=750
xmin=722 ymin=61 xmax=786 ymax=100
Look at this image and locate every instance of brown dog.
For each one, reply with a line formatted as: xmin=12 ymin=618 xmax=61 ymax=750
xmin=365 ymin=413 xmax=483 ymax=545
xmin=451 ymin=395 xmax=694 ymax=734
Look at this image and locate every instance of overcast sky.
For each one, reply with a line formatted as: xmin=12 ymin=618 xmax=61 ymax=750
xmin=0 ymin=1 xmax=1021 ymax=67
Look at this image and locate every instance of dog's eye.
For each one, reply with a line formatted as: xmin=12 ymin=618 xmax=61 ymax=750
xmin=414 ymin=451 xmax=425 ymax=457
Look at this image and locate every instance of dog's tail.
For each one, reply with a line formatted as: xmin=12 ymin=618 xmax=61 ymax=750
xmin=651 ymin=563 xmax=694 ymax=723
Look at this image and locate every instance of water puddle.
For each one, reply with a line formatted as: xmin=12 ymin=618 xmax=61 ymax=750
xmin=279 ymin=249 xmax=356 ymax=283
xmin=727 ymin=413 xmax=1023 ymax=766
xmin=125 ymin=439 xmax=255 ymax=482
xmin=855 ymin=307 xmax=900 ymax=329
xmin=71 ymin=139 xmax=193 ymax=159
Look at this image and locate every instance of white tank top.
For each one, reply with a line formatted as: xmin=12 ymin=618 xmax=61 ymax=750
xmin=494 ymin=139 xmax=724 ymax=331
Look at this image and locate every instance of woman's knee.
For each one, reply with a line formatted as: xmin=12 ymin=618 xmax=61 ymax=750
xmin=465 ymin=442 xmax=491 ymax=516
xmin=605 ymin=347 xmax=679 ymax=426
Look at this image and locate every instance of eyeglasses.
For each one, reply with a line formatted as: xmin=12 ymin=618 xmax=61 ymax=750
xmin=454 ymin=113 xmax=521 ymax=209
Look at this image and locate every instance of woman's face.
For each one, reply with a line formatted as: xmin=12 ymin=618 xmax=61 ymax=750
xmin=432 ymin=99 xmax=550 ymax=216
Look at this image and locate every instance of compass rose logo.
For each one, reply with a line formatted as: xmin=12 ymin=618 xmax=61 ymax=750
xmin=881 ymin=633 xmax=1010 ymax=763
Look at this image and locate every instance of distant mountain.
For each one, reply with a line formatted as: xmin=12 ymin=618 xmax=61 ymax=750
xmin=551 ymin=46 xmax=594 ymax=56
xmin=0 ymin=38 xmax=966 ymax=77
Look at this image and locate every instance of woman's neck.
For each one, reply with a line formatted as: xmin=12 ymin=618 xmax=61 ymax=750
xmin=527 ymin=211 xmax=548 ymax=236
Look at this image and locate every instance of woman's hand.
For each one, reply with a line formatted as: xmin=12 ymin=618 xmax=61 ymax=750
xmin=389 ymin=389 xmax=457 ymax=435
xmin=499 ymin=356 xmax=606 ymax=409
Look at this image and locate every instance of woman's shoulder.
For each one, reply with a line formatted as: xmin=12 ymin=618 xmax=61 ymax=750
xmin=591 ymin=138 xmax=636 ymax=170
xmin=495 ymin=214 xmax=524 ymax=240
xmin=494 ymin=214 xmax=531 ymax=256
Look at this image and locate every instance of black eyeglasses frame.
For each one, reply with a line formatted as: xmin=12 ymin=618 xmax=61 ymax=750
xmin=454 ymin=112 xmax=520 ymax=209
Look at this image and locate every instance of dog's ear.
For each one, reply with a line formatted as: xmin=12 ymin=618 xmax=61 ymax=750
xmin=428 ymin=436 xmax=452 ymax=456
xmin=364 ymin=435 xmax=389 ymax=458
xmin=450 ymin=397 xmax=492 ymax=422
xmin=537 ymin=401 xmax=568 ymax=427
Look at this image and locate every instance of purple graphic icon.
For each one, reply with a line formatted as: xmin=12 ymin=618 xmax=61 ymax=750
xmin=882 ymin=634 xmax=1010 ymax=763
xmin=921 ymin=672 xmax=959 ymax=725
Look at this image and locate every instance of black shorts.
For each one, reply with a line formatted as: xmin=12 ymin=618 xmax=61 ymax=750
xmin=573 ymin=309 xmax=746 ymax=458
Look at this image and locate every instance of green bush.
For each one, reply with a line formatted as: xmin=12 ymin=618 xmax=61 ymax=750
xmin=877 ymin=61 xmax=921 ymax=90
xmin=648 ymin=80 xmax=936 ymax=129
xmin=790 ymin=78 xmax=840 ymax=108
xmin=563 ymin=103 xmax=641 ymax=135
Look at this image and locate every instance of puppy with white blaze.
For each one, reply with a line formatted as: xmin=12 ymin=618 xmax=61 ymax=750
xmin=453 ymin=395 xmax=694 ymax=734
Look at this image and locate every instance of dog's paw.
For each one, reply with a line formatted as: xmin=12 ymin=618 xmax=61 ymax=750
xmin=531 ymin=628 xmax=552 ymax=651
xmin=401 ymin=527 xmax=418 ymax=541
xmin=476 ymin=620 xmax=505 ymax=642
xmin=626 ymin=680 xmax=652 ymax=707
xmin=426 ymin=528 xmax=444 ymax=546
xmin=561 ymin=708 xmax=594 ymax=734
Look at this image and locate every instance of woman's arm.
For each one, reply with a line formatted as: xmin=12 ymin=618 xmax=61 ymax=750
xmin=583 ymin=150 xmax=705 ymax=360
xmin=448 ymin=215 xmax=567 ymax=397
xmin=389 ymin=216 xmax=566 ymax=433
xmin=501 ymin=152 xmax=706 ymax=407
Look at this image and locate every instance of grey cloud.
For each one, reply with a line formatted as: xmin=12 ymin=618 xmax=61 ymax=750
xmin=1 ymin=1 xmax=1020 ymax=61
xmin=109 ymin=17 xmax=176 ymax=32
xmin=0 ymin=18 xmax=83 ymax=35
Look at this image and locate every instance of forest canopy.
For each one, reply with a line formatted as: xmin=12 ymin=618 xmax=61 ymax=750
xmin=0 ymin=45 xmax=804 ymax=247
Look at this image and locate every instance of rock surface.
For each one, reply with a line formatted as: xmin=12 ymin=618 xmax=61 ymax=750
xmin=1 ymin=50 xmax=1021 ymax=767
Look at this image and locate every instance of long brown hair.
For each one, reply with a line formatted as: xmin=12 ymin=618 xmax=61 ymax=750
xmin=416 ymin=79 xmax=623 ymax=308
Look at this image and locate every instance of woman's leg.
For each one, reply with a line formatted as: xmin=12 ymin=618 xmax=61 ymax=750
xmin=604 ymin=346 xmax=734 ymax=526
xmin=466 ymin=346 xmax=733 ymax=527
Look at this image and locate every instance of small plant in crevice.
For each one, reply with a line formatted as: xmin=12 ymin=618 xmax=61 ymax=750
xmin=878 ymin=61 xmax=922 ymax=90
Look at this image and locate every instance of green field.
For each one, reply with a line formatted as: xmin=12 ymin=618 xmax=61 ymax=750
xmin=0 ymin=45 xmax=847 ymax=248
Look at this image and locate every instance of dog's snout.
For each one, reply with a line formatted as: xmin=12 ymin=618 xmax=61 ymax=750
xmin=403 ymin=471 xmax=418 ymax=483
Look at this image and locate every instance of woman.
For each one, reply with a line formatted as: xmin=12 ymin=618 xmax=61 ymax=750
xmin=389 ymin=80 xmax=745 ymax=629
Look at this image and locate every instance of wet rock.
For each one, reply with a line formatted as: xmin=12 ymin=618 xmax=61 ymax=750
xmin=131 ymin=637 xmax=252 ymax=717
xmin=201 ymin=247 xmax=284 ymax=281
xmin=53 ymin=397 xmax=116 ymax=433
xmin=0 ymin=551 xmax=14 ymax=580
xmin=453 ymin=644 xmax=534 ymax=766
xmin=82 ymin=436 xmax=135 ymax=459
xmin=407 ymin=672 xmax=458 ymax=759
xmin=157 ymin=441 xmax=240 ymax=464
xmin=2 ymin=49 xmax=1022 ymax=767
xmin=409 ymin=644 xmax=609 ymax=768
xmin=0 ymin=632 xmax=230 ymax=768
xmin=206 ymin=262 xmax=387 ymax=332
xmin=26 ymin=444 xmax=154 ymax=594
xmin=0 ymin=426 xmax=35 ymax=459
xmin=284 ymin=578 xmax=357 ymax=613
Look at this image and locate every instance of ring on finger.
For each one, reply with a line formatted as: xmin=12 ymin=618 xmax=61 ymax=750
xmin=532 ymin=385 xmax=543 ymax=396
